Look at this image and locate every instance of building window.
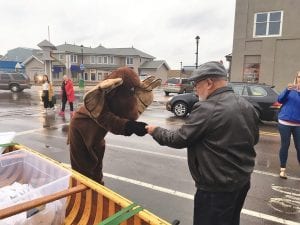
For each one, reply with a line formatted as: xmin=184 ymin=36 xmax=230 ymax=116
xmin=97 ymin=56 xmax=102 ymax=64
xmin=71 ymin=54 xmax=77 ymax=63
xmin=90 ymin=56 xmax=96 ymax=64
xmin=91 ymin=73 xmax=96 ymax=81
xmin=126 ymin=57 xmax=133 ymax=65
xmin=97 ymin=72 xmax=103 ymax=80
xmin=59 ymin=54 xmax=64 ymax=60
xmin=84 ymin=72 xmax=88 ymax=81
xmin=110 ymin=56 xmax=114 ymax=64
xmin=103 ymin=56 xmax=108 ymax=64
xmin=254 ymin=11 xmax=283 ymax=37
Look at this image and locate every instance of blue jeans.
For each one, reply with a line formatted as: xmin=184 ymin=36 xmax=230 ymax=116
xmin=193 ymin=182 xmax=250 ymax=225
xmin=278 ymin=123 xmax=300 ymax=167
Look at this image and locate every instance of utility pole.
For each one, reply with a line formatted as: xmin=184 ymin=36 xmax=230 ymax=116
xmin=195 ymin=36 xmax=200 ymax=69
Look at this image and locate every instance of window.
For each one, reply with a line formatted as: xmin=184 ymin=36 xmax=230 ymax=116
xmin=97 ymin=72 xmax=103 ymax=80
xmin=0 ymin=74 xmax=10 ymax=80
xmin=71 ymin=54 xmax=77 ymax=63
xmin=90 ymin=56 xmax=96 ymax=64
xmin=249 ymin=86 xmax=267 ymax=97
xmin=231 ymin=85 xmax=248 ymax=96
xmin=11 ymin=74 xmax=26 ymax=80
xmin=97 ymin=56 xmax=102 ymax=64
xmin=126 ymin=57 xmax=133 ymax=65
xmin=103 ymin=56 xmax=108 ymax=64
xmin=254 ymin=11 xmax=283 ymax=37
xmin=91 ymin=73 xmax=96 ymax=81
xmin=109 ymin=56 xmax=114 ymax=64
xmin=59 ymin=54 xmax=64 ymax=60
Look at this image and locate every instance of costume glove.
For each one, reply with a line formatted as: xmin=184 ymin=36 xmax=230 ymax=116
xmin=124 ymin=121 xmax=148 ymax=136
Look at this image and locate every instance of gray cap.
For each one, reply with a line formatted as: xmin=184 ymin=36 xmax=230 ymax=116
xmin=188 ymin=61 xmax=227 ymax=82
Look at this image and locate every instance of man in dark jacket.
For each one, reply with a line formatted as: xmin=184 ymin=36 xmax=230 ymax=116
xmin=146 ymin=61 xmax=259 ymax=225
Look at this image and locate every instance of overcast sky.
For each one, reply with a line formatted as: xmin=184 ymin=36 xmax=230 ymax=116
xmin=0 ymin=0 xmax=236 ymax=69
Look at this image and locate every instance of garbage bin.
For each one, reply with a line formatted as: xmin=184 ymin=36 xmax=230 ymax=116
xmin=79 ymin=79 xmax=85 ymax=89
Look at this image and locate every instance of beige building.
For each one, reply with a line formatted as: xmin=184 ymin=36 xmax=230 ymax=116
xmin=231 ymin=0 xmax=300 ymax=91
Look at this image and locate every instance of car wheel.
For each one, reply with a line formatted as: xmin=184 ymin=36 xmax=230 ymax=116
xmin=10 ymin=84 xmax=20 ymax=92
xmin=173 ymin=101 xmax=188 ymax=117
xmin=165 ymin=91 xmax=169 ymax=96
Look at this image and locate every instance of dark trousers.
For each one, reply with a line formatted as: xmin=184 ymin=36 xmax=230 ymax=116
xmin=61 ymin=95 xmax=74 ymax=112
xmin=42 ymin=90 xmax=53 ymax=109
xmin=193 ymin=182 xmax=250 ymax=225
xmin=278 ymin=123 xmax=300 ymax=167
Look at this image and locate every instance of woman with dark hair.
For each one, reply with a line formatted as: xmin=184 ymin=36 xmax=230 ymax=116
xmin=277 ymin=71 xmax=300 ymax=179
xmin=41 ymin=75 xmax=54 ymax=113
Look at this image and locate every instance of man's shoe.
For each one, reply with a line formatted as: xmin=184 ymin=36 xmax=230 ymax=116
xmin=279 ymin=168 xmax=287 ymax=179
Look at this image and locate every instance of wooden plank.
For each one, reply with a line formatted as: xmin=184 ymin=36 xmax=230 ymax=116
xmin=0 ymin=184 xmax=88 ymax=219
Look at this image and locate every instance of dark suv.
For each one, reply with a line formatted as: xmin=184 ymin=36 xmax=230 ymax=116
xmin=162 ymin=77 xmax=194 ymax=96
xmin=166 ymin=82 xmax=281 ymax=121
xmin=0 ymin=72 xmax=31 ymax=92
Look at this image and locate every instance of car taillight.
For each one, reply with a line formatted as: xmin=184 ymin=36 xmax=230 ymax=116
xmin=270 ymin=101 xmax=282 ymax=109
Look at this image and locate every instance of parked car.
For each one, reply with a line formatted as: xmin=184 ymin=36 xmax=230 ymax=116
xmin=162 ymin=77 xmax=194 ymax=96
xmin=166 ymin=82 xmax=281 ymax=121
xmin=0 ymin=72 xmax=31 ymax=92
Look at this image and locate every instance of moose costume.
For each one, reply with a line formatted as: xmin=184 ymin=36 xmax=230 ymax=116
xmin=69 ymin=67 xmax=161 ymax=184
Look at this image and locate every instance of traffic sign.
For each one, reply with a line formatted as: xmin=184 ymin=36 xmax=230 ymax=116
xmin=80 ymin=64 xmax=85 ymax=71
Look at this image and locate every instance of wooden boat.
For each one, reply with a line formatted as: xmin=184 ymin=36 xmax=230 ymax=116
xmin=0 ymin=145 xmax=173 ymax=225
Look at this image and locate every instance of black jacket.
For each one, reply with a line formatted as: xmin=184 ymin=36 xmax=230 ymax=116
xmin=152 ymin=86 xmax=259 ymax=192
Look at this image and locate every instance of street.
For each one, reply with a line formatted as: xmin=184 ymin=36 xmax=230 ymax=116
xmin=0 ymin=87 xmax=300 ymax=225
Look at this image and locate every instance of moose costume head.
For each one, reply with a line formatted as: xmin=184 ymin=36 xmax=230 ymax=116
xmin=69 ymin=67 xmax=161 ymax=184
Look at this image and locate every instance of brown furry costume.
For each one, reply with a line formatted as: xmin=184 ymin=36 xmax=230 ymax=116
xmin=69 ymin=67 xmax=161 ymax=184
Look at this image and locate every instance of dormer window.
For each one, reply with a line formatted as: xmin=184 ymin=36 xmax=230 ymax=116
xmin=126 ymin=57 xmax=133 ymax=65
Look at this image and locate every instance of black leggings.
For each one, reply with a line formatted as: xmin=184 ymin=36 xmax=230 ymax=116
xmin=61 ymin=95 xmax=74 ymax=112
xmin=42 ymin=90 xmax=53 ymax=108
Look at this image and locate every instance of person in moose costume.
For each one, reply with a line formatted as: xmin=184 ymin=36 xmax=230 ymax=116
xmin=68 ymin=67 xmax=161 ymax=184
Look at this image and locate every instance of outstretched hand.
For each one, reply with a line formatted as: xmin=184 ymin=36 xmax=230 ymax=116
xmin=124 ymin=121 xmax=148 ymax=136
xmin=145 ymin=125 xmax=157 ymax=135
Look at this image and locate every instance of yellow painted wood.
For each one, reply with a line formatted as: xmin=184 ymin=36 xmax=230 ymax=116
xmin=11 ymin=145 xmax=171 ymax=225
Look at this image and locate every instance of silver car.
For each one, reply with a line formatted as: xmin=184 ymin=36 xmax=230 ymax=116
xmin=162 ymin=77 xmax=194 ymax=96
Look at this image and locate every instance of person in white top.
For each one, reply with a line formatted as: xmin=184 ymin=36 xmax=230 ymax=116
xmin=41 ymin=75 xmax=54 ymax=112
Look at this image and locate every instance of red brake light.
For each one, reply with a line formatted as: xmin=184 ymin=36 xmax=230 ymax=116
xmin=270 ymin=101 xmax=282 ymax=109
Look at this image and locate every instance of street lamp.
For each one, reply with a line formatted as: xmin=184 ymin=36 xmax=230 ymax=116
xmin=195 ymin=36 xmax=200 ymax=69
xmin=180 ymin=61 xmax=183 ymax=80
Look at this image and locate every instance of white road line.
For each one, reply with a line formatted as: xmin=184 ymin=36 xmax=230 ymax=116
xmin=104 ymin=173 xmax=300 ymax=225
xmin=15 ymin=130 xmax=300 ymax=181
xmin=107 ymin=144 xmax=187 ymax=160
xmin=13 ymin=126 xmax=300 ymax=224
xmin=15 ymin=123 xmax=69 ymax=136
xmin=107 ymin=144 xmax=300 ymax=181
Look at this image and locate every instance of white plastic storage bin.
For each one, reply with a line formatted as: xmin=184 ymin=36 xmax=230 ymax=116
xmin=0 ymin=149 xmax=71 ymax=225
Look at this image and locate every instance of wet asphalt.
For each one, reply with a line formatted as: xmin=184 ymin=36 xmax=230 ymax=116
xmin=0 ymin=86 xmax=299 ymax=225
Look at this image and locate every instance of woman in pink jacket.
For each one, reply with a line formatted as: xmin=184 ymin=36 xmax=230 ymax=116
xmin=59 ymin=75 xmax=75 ymax=116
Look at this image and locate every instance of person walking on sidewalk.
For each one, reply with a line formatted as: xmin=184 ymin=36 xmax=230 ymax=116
xmin=59 ymin=75 xmax=75 ymax=117
xmin=277 ymin=71 xmax=300 ymax=179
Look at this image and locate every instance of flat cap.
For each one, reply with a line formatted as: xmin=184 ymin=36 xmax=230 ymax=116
xmin=188 ymin=61 xmax=227 ymax=82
